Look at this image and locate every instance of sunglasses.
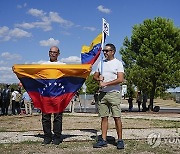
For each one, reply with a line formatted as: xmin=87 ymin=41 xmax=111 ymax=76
xmin=102 ymin=49 xmax=112 ymax=53
xmin=49 ymin=51 xmax=59 ymax=54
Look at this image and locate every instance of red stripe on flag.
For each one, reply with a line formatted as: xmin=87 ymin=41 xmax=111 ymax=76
xmin=87 ymin=48 xmax=101 ymax=64
xmin=28 ymin=91 xmax=74 ymax=113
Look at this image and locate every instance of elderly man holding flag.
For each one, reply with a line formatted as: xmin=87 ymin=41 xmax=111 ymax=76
xmin=13 ymin=46 xmax=91 ymax=145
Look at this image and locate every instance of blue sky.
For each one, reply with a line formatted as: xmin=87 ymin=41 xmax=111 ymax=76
xmin=0 ymin=0 xmax=180 ymax=88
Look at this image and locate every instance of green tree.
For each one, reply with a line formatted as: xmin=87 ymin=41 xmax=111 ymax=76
xmin=120 ymin=17 xmax=180 ymax=110
xmin=85 ymin=74 xmax=99 ymax=94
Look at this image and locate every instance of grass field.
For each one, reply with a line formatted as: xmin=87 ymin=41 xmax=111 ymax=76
xmin=0 ymin=139 xmax=179 ymax=154
xmin=0 ymin=111 xmax=179 ymax=154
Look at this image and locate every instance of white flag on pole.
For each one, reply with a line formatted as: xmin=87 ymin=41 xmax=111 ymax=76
xmin=102 ymin=18 xmax=109 ymax=36
xmin=101 ymin=18 xmax=110 ymax=75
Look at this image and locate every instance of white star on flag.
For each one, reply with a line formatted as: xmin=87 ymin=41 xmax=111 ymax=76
xmin=41 ymin=81 xmax=66 ymax=95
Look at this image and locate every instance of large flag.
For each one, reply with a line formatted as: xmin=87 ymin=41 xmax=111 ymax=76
xmin=81 ymin=33 xmax=103 ymax=65
xmin=13 ymin=64 xmax=91 ymax=113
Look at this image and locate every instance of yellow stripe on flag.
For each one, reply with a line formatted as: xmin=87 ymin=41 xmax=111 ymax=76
xmin=13 ymin=64 xmax=92 ymax=79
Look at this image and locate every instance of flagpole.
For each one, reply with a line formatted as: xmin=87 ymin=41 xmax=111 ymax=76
xmin=100 ymin=29 xmax=104 ymax=75
xmin=100 ymin=18 xmax=109 ymax=75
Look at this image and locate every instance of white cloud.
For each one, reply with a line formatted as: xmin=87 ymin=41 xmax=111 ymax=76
xmin=167 ymin=87 xmax=180 ymax=92
xmin=15 ymin=22 xmax=35 ymax=29
xmin=0 ymin=52 xmax=22 ymax=84
xmin=60 ymin=56 xmax=81 ymax=64
xmin=0 ymin=68 xmax=18 ymax=83
xmin=9 ymin=28 xmax=31 ymax=38
xmin=97 ymin=5 xmax=111 ymax=14
xmin=0 ymin=26 xmax=9 ymax=37
xmin=0 ymin=66 xmax=11 ymax=71
xmin=0 ymin=27 xmax=31 ymax=41
xmin=83 ymin=26 xmax=96 ymax=31
xmin=28 ymin=8 xmax=46 ymax=17
xmin=17 ymin=3 xmax=27 ymax=9
xmin=0 ymin=51 xmax=23 ymax=83
xmin=39 ymin=38 xmax=60 ymax=46
xmin=1 ymin=52 xmax=22 ymax=60
xmin=24 ymin=3 xmax=27 ymax=7
xmin=32 ymin=60 xmax=48 ymax=64
xmin=49 ymin=12 xmax=73 ymax=27
xmin=15 ymin=8 xmax=73 ymax=32
xmin=16 ymin=21 xmax=52 ymax=31
xmin=16 ymin=8 xmax=52 ymax=31
xmin=32 ymin=56 xmax=81 ymax=64
xmin=17 ymin=5 xmax=22 ymax=9
xmin=32 ymin=21 xmax=52 ymax=31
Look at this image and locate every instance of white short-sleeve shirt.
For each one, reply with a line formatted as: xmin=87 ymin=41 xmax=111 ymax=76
xmin=11 ymin=90 xmax=19 ymax=101
xmin=96 ymin=58 xmax=124 ymax=92
xmin=42 ymin=61 xmax=66 ymax=64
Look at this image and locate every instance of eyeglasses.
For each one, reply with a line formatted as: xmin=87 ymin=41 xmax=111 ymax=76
xmin=49 ymin=51 xmax=59 ymax=54
xmin=102 ymin=49 xmax=112 ymax=53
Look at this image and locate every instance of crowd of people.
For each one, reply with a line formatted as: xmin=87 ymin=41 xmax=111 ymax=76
xmin=0 ymin=84 xmax=33 ymax=116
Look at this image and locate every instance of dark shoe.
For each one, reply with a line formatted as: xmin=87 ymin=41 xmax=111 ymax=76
xmin=93 ymin=139 xmax=107 ymax=148
xmin=52 ymin=138 xmax=61 ymax=145
xmin=42 ymin=138 xmax=52 ymax=145
xmin=117 ymin=140 xmax=124 ymax=149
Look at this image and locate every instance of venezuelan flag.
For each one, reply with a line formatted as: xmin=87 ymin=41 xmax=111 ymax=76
xmin=81 ymin=33 xmax=103 ymax=65
xmin=13 ymin=64 xmax=91 ymax=113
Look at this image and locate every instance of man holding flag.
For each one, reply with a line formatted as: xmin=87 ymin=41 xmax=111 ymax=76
xmin=41 ymin=46 xmax=65 ymax=145
xmin=13 ymin=46 xmax=91 ymax=146
xmin=13 ymin=45 xmax=91 ymax=145
xmin=80 ymin=18 xmax=124 ymax=149
xmin=93 ymin=43 xmax=125 ymax=149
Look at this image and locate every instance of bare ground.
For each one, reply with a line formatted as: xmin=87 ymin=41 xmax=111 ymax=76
xmin=0 ymin=111 xmax=179 ymax=154
xmin=0 ymin=98 xmax=179 ymax=154
xmin=0 ymin=112 xmax=179 ymax=132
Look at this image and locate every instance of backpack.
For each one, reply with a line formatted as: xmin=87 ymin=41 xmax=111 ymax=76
xmin=15 ymin=92 xmax=22 ymax=102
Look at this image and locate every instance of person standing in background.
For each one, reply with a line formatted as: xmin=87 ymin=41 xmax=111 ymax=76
xmin=1 ymin=84 xmax=11 ymax=115
xmin=128 ymin=91 xmax=134 ymax=112
xmin=0 ymin=88 xmax=2 ymax=115
xmin=11 ymin=88 xmax=21 ymax=115
xmin=22 ymin=91 xmax=32 ymax=115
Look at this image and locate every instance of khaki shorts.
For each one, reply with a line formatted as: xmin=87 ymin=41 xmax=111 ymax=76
xmin=98 ymin=91 xmax=122 ymax=117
